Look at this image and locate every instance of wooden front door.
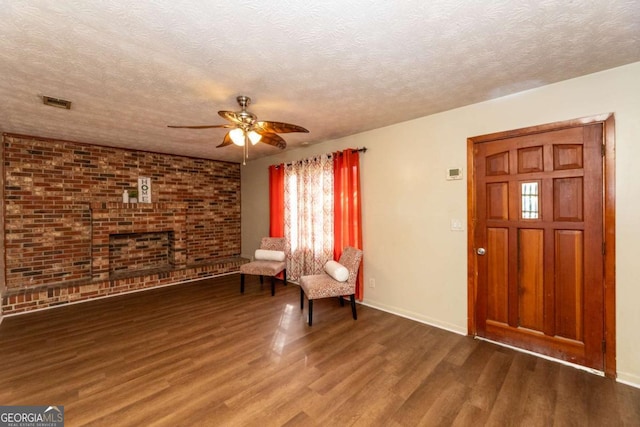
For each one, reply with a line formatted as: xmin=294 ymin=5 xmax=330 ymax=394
xmin=469 ymin=117 xmax=614 ymax=372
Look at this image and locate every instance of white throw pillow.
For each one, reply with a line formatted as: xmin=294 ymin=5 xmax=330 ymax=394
xmin=254 ymin=249 xmax=286 ymax=262
xmin=324 ymin=260 xmax=349 ymax=282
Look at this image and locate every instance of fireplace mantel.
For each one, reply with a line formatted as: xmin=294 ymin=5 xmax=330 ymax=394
xmin=90 ymin=202 xmax=188 ymax=211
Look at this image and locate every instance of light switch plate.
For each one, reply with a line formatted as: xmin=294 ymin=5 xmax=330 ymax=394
xmin=450 ymin=218 xmax=464 ymax=231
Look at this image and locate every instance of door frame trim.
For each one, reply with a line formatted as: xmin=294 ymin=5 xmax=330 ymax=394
xmin=466 ymin=113 xmax=616 ymax=377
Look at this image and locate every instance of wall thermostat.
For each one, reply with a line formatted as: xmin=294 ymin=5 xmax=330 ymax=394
xmin=447 ymin=167 xmax=463 ymax=180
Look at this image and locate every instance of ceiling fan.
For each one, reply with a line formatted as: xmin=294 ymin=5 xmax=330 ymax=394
xmin=168 ymin=95 xmax=309 ymax=164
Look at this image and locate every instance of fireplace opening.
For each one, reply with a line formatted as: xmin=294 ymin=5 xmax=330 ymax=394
xmin=109 ymin=231 xmax=175 ymax=278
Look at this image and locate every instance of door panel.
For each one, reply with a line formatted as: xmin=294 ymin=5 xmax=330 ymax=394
xmin=486 ymin=227 xmax=508 ymax=323
xmin=555 ymin=230 xmax=583 ymax=340
xmin=487 ymin=183 xmax=509 ymax=219
xmin=554 ymin=177 xmax=583 ymax=221
xmin=518 ymin=229 xmax=544 ymax=331
xmin=472 ymin=123 xmax=604 ymax=370
xmin=518 ymin=146 xmax=544 ymax=173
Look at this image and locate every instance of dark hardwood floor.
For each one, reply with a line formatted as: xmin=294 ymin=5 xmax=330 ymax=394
xmin=1 ymin=275 xmax=639 ymax=426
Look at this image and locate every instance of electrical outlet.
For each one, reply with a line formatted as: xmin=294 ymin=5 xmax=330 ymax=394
xmin=369 ymin=278 xmax=376 ymax=289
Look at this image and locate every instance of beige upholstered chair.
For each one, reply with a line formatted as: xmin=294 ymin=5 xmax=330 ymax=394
xmin=240 ymin=237 xmax=287 ymax=296
xmin=299 ymin=246 xmax=363 ymax=326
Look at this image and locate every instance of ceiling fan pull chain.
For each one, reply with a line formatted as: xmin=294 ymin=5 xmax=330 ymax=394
xmin=243 ymin=133 xmax=248 ymax=165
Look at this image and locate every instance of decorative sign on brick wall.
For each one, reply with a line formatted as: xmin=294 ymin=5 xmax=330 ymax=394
xmin=138 ymin=176 xmax=152 ymax=203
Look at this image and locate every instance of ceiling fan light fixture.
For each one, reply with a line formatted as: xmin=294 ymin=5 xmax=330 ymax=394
xmin=248 ymin=130 xmax=262 ymax=145
xmin=229 ymin=128 xmax=245 ymax=146
xmin=168 ymin=95 xmax=309 ymax=164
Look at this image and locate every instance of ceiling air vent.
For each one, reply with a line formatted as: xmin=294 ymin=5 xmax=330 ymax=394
xmin=42 ymin=95 xmax=71 ymax=109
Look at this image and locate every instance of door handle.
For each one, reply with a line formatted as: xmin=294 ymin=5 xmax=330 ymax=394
xmin=476 ymin=247 xmax=486 ymax=256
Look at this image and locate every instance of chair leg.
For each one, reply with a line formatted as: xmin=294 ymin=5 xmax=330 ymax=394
xmin=308 ymin=299 xmax=313 ymax=326
xmin=283 ymin=269 xmax=287 ymax=286
xmin=259 ymin=275 xmax=264 ymax=285
xmin=300 ymin=287 xmax=304 ymax=310
xmin=339 ymin=296 xmax=345 ymax=306
xmin=240 ymin=273 xmax=245 ymax=294
xmin=350 ymin=294 xmax=357 ymax=320
xmin=270 ymin=276 xmax=275 ymax=296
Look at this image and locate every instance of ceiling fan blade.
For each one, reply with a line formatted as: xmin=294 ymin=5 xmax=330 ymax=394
xmin=254 ymin=121 xmax=309 ymax=134
xmin=218 ymin=110 xmax=244 ymax=124
xmin=167 ymin=124 xmax=234 ymax=129
xmin=216 ymin=132 xmax=234 ymax=148
xmin=259 ymin=132 xmax=287 ymax=150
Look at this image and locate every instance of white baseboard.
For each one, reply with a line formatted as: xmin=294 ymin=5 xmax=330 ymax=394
xmin=616 ymin=372 xmax=640 ymax=389
xmin=359 ymin=299 xmax=467 ymax=336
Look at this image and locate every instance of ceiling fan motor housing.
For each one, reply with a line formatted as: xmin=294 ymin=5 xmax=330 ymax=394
xmin=236 ymin=96 xmax=257 ymax=125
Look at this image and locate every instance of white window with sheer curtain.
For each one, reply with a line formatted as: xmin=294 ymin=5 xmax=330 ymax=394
xmin=284 ymin=155 xmax=334 ymax=281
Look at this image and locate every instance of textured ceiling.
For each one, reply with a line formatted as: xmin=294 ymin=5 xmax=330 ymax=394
xmin=1 ymin=0 xmax=639 ymax=163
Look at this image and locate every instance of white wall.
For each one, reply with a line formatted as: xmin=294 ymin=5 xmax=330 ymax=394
xmin=241 ymin=62 xmax=640 ymax=386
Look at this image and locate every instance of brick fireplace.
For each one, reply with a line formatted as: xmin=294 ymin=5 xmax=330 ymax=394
xmin=90 ymin=202 xmax=187 ymax=281
xmin=109 ymin=231 xmax=175 ymax=277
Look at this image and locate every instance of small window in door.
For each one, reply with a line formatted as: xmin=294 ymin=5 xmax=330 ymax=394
xmin=521 ymin=181 xmax=540 ymax=219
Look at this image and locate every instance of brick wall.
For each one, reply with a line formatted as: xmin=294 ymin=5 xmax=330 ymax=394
xmin=2 ymin=134 xmax=245 ymax=313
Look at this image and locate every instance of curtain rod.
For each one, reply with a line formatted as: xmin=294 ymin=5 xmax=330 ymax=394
xmin=275 ymin=147 xmax=367 ymax=168
xmin=327 ymin=146 xmax=367 ymax=157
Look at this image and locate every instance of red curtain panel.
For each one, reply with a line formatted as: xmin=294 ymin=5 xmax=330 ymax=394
xmin=333 ymin=149 xmax=364 ymax=299
xmin=268 ymin=164 xmax=285 ymax=238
